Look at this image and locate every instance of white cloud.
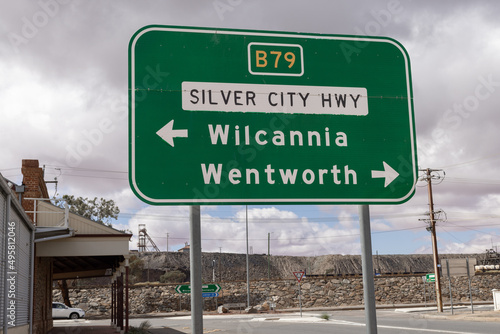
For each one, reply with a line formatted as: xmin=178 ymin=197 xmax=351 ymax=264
xmin=123 ymin=205 xmax=363 ymax=256
xmin=1 ymin=0 xmax=500 ymax=256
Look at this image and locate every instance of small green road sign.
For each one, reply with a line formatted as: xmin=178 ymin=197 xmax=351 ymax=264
xmin=426 ymin=273 xmax=436 ymax=282
xmin=129 ymin=26 xmax=417 ymax=205
xmin=175 ymin=284 xmax=221 ymax=294
xmin=202 ymin=284 xmax=221 ymax=293
xmin=175 ymin=284 xmax=190 ymax=294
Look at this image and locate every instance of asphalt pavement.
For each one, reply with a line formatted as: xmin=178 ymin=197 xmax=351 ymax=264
xmin=52 ymin=302 xmax=499 ymax=334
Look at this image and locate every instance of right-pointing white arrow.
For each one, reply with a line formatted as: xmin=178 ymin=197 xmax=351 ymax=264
xmin=156 ymin=120 xmax=188 ymax=147
xmin=371 ymin=161 xmax=399 ymax=187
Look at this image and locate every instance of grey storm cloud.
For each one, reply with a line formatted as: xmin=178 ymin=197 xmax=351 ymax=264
xmin=1 ymin=0 xmax=499 ymax=255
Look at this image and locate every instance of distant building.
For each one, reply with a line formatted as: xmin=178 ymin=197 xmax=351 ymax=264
xmin=0 ymin=159 xmax=132 ymax=334
xmin=178 ymin=242 xmax=190 ymax=253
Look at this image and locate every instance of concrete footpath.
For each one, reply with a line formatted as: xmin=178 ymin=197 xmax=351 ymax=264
xmin=395 ymin=303 xmax=500 ymax=322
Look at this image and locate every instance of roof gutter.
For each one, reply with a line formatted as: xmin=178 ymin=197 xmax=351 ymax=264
xmin=34 ymin=228 xmax=75 ymax=243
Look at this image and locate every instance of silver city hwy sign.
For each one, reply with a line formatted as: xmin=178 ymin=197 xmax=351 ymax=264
xmin=129 ymin=26 xmax=417 ymax=205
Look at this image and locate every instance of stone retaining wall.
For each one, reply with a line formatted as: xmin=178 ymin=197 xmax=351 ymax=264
xmin=53 ymin=274 xmax=500 ymax=317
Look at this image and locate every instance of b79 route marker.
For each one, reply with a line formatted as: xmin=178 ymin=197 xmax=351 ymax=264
xmin=129 ymin=26 xmax=417 ymax=205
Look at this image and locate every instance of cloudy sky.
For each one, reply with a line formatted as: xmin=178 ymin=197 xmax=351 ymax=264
xmin=1 ymin=0 xmax=500 ymax=257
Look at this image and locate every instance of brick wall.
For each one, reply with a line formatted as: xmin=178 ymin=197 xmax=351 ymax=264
xmin=19 ymin=159 xmax=53 ymax=334
xmin=20 ymin=159 xmax=49 ymax=223
xmin=32 ymin=257 xmax=53 ymax=334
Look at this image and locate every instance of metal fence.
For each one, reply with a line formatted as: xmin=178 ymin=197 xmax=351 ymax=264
xmin=0 ymin=175 xmax=34 ymax=334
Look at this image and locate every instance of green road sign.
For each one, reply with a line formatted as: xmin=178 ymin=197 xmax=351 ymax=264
xmin=175 ymin=284 xmax=221 ymax=294
xmin=129 ymin=26 xmax=417 ymax=205
xmin=175 ymin=284 xmax=190 ymax=294
xmin=426 ymin=273 xmax=436 ymax=282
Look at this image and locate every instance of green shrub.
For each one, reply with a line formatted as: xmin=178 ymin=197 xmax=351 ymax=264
xmin=128 ymin=320 xmax=151 ymax=334
xmin=160 ymin=270 xmax=187 ymax=283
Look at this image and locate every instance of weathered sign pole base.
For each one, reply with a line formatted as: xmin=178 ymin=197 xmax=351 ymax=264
xmin=190 ymin=205 xmax=203 ymax=334
xmin=359 ymin=205 xmax=378 ymax=334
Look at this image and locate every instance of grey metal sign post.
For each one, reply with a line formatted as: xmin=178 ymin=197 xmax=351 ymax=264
xmin=359 ymin=205 xmax=377 ymax=333
xmin=190 ymin=205 xmax=203 ymax=334
xmin=424 ymin=279 xmax=427 ymax=307
xmin=293 ymin=271 xmax=305 ymax=317
xmin=446 ymin=259 xmax=454 ymax=315
xmin=298 ymin=282 xmax=302 ymax=317
xmin=466 ymin=258 xmax=474 ymax=314
xmin=443 ymin=258 xmax=476 ymax=315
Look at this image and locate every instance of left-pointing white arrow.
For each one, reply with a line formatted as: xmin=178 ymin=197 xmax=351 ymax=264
xmin=371 ymin=161 xmax=399 ymax=187
xmin=156 ymin=120 xmax=188 ymax=147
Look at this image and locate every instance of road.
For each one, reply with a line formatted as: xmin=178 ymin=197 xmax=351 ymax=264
xmin=54 ymin=307 xmax=499 ymax=334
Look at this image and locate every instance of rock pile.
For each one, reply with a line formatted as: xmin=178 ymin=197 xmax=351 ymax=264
xmin=53 ymin=273 xmax=500 ymax=317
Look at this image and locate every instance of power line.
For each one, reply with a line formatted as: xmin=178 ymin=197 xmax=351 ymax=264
xmin=42 ymin=168 xmax=500 ymax=185
xmin=439 ymin=226 xmax=493 ymax=254
xmin=43 ymin=164 xmax=127 ymax=174
xmin=437 ymin=152 xmax=500 ymax=170
xmin=444 ymin=177 xmax=500 ymax=185
xmin=148 ymin=225 xmax=424 ymax=242
xmin=145 ymin=221 xmax=499 ymax=244
xmin=0 ymin=168 xmax=19 ymax=172
xmin=445 ymin=222 xmax=500 ymax=237
xmin=118 ymin=211 xmax=427 ymax=221
xmin=45 ymin=172 xmax=127 ymax=180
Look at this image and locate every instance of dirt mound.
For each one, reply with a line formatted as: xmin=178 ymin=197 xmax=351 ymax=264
xmin=133 ymin=252 xmax=481 ymax=283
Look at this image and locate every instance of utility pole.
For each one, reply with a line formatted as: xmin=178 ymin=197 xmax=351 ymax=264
xmin=166 ymin=232 xmax=169 ymax=252
xmin=421 ymin=168 xmax=444 ymax=313
xmin=212 ymin=259 xmax=216 ymax=282
xmin=268 ymin=232 xmax=271 ymax=280
xmin=219 ymin=247 xmax=222 ymax=282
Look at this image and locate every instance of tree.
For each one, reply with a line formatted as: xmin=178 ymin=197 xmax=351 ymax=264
xmin=55 ymin=195 xmax=120 ymax=226
xmin=129 ymin=256 xmax=144 ymax=283
xmin=57 ymin=280 xmax=72 ymax=307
